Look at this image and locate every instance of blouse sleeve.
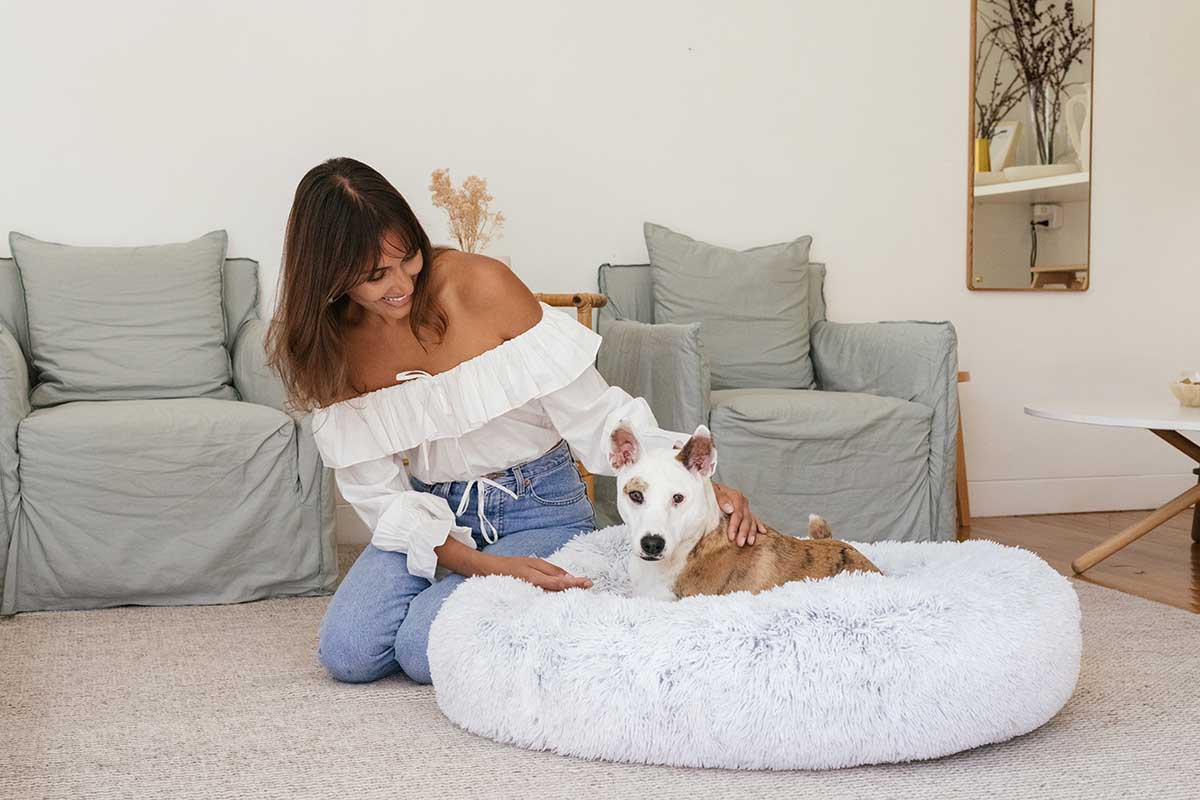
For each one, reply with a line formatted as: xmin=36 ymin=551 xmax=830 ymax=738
xmin=539 ymin=365 xmax=692 ymax=477
xmin=334 ymin=454 xmax=476 ymax=582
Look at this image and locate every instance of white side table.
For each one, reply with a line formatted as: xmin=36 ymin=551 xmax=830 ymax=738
xmin=1024 ymin=401 xmax=1200 ymax=573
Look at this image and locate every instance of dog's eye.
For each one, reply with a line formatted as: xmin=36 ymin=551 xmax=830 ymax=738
xmin=672 ymin=493 xmax=685 ymax=504
xmin=628 ymin=490 xmax=644 ymax=504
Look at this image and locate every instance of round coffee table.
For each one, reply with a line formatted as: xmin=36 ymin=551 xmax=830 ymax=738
xmin=1024 ymin=401 xmax=1200 ymax=573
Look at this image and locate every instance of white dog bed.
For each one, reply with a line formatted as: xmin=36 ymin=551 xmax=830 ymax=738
xmin=428 ymin=525 xmax=1081 ymax=770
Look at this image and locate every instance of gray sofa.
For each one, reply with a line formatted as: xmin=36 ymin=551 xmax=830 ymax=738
xmin=593 ymin=263 xmax=959 ymax=542
xmin=0 ymin=256 xmax=337 ymax=614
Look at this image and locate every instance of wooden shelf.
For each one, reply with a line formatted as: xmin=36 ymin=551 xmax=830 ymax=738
xmin=974 ymin=171 xmax=1090 ymax=204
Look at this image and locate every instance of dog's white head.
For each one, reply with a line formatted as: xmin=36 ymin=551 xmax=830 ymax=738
xmin=609 ymin=421 xmax=723 ymax=564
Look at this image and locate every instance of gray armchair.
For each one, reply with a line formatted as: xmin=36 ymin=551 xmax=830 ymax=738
xmin=0 ymin=257 xmax=337 ymax=614
xmin=594 ymin=263 xmax=959 ymax=542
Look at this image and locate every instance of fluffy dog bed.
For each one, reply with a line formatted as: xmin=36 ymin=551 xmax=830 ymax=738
xmin=428 ymin=525 xmax=1081 ymax=770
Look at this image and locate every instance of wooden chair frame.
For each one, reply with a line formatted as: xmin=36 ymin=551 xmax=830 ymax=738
xmin=533 ymin=292 xmax=609 ymax=501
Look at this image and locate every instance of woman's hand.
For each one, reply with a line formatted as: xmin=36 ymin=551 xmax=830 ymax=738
xmin=712 ymin=482 xmax=767 ymax=547
xmin=487 ymin=555 xmax=593 ymax=592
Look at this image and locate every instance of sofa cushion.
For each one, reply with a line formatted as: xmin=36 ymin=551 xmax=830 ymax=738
xmin=708 ymin=388 xmax=934 ymax=541
xmin=597 ymin=263 xmax=656 ymax=328
xmin=10 ymin=397 xmax=313 ymax=611
xmin=9 ymin=230 xmax=235 ymax=408
xmin=597 ymin=318 xmax=710 ymax=432
xmin=597 ymin=261 xmax=828 ymax=333
xmin=645 ymin=222 xmax=815 ymax=391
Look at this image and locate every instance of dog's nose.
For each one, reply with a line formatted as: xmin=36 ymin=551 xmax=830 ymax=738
xmin=640 ymin=534 xmax=665 ymax=557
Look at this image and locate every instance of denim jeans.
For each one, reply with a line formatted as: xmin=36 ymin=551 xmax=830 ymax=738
xmin=317 ymin=438 xmax=596 ymax=684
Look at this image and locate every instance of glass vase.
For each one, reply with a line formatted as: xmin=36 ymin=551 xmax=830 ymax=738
xmin=1027 ymin=83 xmax=1056 ymax=165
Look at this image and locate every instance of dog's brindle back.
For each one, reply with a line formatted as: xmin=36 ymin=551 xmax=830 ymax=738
xmin=672 ymin=516 xmax=881 ymax=598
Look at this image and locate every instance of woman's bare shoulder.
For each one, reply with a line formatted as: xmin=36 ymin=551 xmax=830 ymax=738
xmin=436 ymin=250 xmax=541 ymax=338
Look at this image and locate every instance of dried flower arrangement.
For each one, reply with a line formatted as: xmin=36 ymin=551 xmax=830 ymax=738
xmin=428 ymin=168 xmax=506 ymax=254
xmin=975 ymin=20 xmax=1026 ymax=141
xmin=980 ymin=0 xmax=1094 ymax=165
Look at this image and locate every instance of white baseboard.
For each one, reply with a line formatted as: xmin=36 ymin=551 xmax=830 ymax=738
xmin=969 ymin=473 xmax=1197 ymax=518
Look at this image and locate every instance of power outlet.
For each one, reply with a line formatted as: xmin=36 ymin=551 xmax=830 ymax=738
xmin=1032 ymin=203 xmax=1063 ymax=229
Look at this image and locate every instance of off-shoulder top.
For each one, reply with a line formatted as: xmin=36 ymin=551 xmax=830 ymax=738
xmin=310 ymin=302 xmax=688 ymax=581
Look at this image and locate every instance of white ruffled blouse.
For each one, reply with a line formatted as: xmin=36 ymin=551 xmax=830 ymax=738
xmin=311 ymin=301 xmax=688 ymax=581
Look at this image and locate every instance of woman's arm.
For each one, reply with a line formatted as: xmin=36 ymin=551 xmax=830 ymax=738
xmin=339 ymin=456 xmax=592 ymax=589
xmin=435 ymin=539 xmax=591 ymax=590
xmin=334 ymin=455 xmax=478 ymax=581
xmin=539 ymin=365 xmax=690 ymax=477
xmin=432 ymin=536 xmax=494 ymax=577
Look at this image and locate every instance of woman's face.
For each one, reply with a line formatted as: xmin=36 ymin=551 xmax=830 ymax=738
xmin=345 ymin=235 xmax=423 ymax=321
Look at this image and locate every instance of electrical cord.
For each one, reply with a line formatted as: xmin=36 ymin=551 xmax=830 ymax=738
xmin=1029 ymin=219 xmax=1050 ymax=269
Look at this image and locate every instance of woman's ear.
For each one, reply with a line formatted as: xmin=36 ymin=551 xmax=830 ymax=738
xmin=676 ymin=424 xmax=717 ymax=478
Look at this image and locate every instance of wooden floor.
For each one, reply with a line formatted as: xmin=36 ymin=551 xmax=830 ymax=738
xmin=967 ymin=507 xmax=1200 ymax=614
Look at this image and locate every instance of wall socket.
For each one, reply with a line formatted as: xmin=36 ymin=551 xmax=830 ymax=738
xmin=1031 ymin=203 xmax=1063 ymax=229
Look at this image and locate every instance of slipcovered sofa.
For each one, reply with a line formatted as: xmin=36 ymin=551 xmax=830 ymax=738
xmin=0 ymin=233 xmax=336 ymax=614
xmin=593 ymin=261 xmax=959 ymax=542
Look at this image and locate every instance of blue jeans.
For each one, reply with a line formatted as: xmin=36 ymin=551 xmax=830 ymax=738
xmin=317 ymin=438 xmax=596 ymax=684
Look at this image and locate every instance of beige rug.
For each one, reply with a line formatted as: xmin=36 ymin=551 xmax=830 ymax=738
xmin=1 ymin=544 xmax=1196 ymax=800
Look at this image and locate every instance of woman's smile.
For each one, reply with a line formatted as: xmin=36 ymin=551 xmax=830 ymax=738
xmin=381 ymin=293 xmax=410 ymax=307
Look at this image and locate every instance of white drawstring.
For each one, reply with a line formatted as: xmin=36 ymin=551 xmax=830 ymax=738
xmin=395 ymin=369 xmax=516 ymax=543
xmin=455 ymin=477 xmax=518 ymax=544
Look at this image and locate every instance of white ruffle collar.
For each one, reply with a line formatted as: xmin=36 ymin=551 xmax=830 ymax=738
xmin=311 ymin=302 xmax=601 ymax=468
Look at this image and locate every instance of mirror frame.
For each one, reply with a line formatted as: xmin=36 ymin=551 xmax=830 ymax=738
xmin=966 ymin=0 xmax=1096 ymax=292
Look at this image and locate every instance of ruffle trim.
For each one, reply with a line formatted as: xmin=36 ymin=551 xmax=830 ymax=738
xmin=373 ymin=492 xmax=476 ymax=582
xmin=312 ymin=302 xmax=601 ymax=468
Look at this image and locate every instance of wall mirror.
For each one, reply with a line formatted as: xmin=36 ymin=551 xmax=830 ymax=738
xmin=968 ymin=0 xmax=1095 ymax=291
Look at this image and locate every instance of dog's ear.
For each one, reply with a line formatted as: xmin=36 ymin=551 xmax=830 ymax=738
xmin=676 ymin=424 xmax=717 ymax=478
xmin=609 ymin=420 xmax=642 ymax=470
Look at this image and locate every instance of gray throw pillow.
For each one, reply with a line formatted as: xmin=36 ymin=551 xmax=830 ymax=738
xmin=645 ymin=222 xmax=815 ymax=390
xmin=10 ymin=230 xmax=236 ymax=407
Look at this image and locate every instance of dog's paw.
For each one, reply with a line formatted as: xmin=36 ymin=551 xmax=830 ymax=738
xmin=807 ymin=514 xmax=832 ymax=539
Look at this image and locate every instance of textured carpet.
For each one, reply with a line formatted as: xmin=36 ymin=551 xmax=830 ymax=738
xmin=1 ymin=544 xmax=1196 ymax=800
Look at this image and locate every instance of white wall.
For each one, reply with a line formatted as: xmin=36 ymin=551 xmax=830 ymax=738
xmin=2 ymin=0 xmax=1198 ymax=519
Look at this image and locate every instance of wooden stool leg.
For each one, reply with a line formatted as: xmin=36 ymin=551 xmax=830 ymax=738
xmin=1192 ymin=468 xmax=1200 ymax=545
xmin=1072 ymin=482 xmax=1200 ymax=573
xmin=1147 ymin=430 xmax=1200 ymax=545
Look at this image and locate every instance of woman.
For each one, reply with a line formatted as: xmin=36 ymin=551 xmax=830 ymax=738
xmin=268 ymin=157 xmax=765 ymax=684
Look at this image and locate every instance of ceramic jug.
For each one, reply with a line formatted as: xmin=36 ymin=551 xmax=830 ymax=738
xmin=1065 ymin=83 xmax=1091 ymax=169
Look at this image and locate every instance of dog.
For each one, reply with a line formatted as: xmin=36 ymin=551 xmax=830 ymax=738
xmin=609 ymin=421 xmax=881 ymax=600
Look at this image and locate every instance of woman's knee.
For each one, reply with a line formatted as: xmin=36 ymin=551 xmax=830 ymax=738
xmin=317 ymin=608 xmax=400 ymax=683
xmin=394 ymin=574 xmax=465 ymax=685
xmin=315 ymin=545 xmax=429 ymax=683
xmin=394 ymin=637 xmax=432 ymax=685
xmin=394 ymin=611 xmax=434 ymax=685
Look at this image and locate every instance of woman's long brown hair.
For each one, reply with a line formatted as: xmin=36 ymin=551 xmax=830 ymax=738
xmin=266 ymin=157 xmax=447 ymax=412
